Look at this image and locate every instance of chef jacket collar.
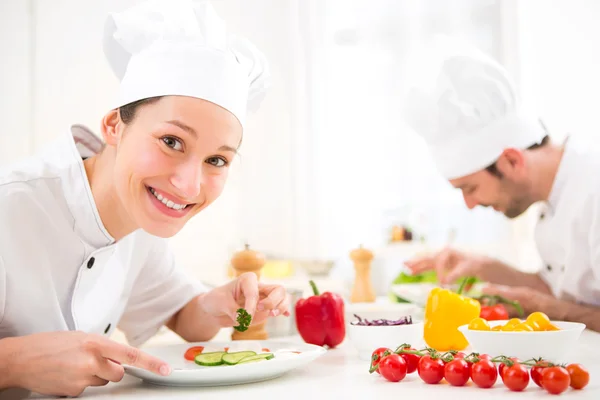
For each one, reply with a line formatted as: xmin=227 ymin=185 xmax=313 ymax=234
xmin=546 ymin=136 xmax=571 ymax=214
xmin=62 ymin=125 xmax=116 ymax=248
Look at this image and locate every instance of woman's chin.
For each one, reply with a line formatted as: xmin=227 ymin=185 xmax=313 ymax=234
xmin=138 ymin=220 xmax=185 ymax=238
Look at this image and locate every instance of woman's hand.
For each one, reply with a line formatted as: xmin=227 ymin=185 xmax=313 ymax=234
xmin=201 ymin=272 xmax=291 ymax=327
xmin=0 ymin=331 xmax=171 ymax=397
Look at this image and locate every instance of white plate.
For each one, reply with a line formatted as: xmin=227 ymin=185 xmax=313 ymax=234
xmin=124 ymin=340 xmax=326 ymax=387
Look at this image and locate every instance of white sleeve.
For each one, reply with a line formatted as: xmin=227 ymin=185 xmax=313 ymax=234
xmin=117 ymin=239 xmax=207 ymax=347
xmin=0 ymin=256 xmax=5 ymax=325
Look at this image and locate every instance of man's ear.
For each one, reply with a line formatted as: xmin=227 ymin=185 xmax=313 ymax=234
xmin=497 ymin=148 xmax=526 ymax=176
xmin=100 ymin=109 xmax=123 ymax=146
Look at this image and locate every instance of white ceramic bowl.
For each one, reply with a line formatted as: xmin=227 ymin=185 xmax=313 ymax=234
xmin=347 ymin=321 xmax=425 ymax=361
xmin=458 ymin=320 xmax=586 ymax=363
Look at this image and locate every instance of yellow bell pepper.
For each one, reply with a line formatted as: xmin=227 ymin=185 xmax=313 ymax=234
xmin=423 ymin=284 xmax=481 ymax=351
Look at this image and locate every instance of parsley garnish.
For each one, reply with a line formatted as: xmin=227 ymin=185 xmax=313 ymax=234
xmin=233 ymin=308 xmax=252 ymax=332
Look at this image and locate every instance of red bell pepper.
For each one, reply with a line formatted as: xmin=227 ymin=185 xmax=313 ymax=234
xmin=295 ymin=280 xmax=345 ymax=348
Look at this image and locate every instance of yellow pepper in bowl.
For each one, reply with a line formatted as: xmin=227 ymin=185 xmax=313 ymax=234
xmin=423 ymin=278 xmax=481 ymax=351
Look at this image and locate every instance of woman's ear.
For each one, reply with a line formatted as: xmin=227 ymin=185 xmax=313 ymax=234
xmin=100 ymin=109 xmax=123 ymax=146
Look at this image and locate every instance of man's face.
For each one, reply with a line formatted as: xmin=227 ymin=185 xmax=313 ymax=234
xmin=449 ymin=154 xmax=536 ymax=219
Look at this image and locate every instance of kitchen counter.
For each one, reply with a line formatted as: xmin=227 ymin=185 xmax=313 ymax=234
xmin=7 ymin=329 xmax=599 ymax=399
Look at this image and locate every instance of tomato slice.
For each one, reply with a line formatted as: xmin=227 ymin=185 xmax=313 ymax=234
xmin=184 ymin=346 xmax=205 ymax=361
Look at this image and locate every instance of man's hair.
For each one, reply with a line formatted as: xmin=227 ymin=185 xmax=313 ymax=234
xmin=485 ymin=120 xmax=550 ymax=178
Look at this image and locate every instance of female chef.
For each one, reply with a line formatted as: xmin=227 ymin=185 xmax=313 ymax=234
xmin=404 ymin=38 xmax=600 ymax=331
xmin=0 ymin=0 xmax=289 ymax=396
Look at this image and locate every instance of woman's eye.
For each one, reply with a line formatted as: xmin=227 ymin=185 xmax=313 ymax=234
xmin=206 ymin=157 xmax=227 ymax=167
xmin=162 ymin=136 xmax=183 ymax=151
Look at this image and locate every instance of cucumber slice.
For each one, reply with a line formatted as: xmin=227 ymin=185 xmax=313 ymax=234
xmin=222 ymin=351 xmax=257 ymax=365
xmin=238 ymin=353 xmax=275 ymax=364
xmin=194 ymin=351 xmax=226 ymax=366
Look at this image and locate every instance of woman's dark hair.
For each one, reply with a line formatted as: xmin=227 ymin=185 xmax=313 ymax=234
xmin=119 ymin=96 xmax=163 ymax=124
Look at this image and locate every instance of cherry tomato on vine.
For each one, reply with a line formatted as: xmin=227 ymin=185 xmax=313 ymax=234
xmin=418 ymin=355 xmax=445 ymax=384
xmin=378 ymin=354 xmax=407 ymax=383
xmin=541 ymin=366 xmax=571 ymax=395
xmin=471 ymin=359 xmax=498 ymax=388
xmin=397 ymin=347 xmax=420 ymax=374
xmin=566 ymin=363 xmax=589 ymax=390
xmin=503 ymin=363 xmax=529 ymax=392
xmin=498 ymin=357 xmax=521 ymax=381
xmin=444 ymin=359 xmax=470 ymax=387
xmin=530 ymin=360 xmax=550 ymax=387
xmin=370 ymin=347 xmax=392 ymax=374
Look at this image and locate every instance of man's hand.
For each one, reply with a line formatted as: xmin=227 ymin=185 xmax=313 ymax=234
xmin=405 ymin=247 xmax=487 ymax=285
xmin=201 ymin=272 xmax=291 ymax=327
xmin=0 ymin=331 xmax=171 ymax=397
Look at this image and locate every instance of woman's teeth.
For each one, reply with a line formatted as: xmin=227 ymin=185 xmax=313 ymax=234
xmin=149 ymin=187 xmax=188 ymax=210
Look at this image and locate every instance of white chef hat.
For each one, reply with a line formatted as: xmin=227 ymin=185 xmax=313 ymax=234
xmin=403 ymin=37 xmax=546 ymax=180
xmin=103 ymin=0 xmax=270 ymax=130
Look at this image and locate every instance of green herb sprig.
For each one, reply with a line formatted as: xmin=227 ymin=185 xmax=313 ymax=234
xmin=233 ymin=308 xmax=252 ymax=332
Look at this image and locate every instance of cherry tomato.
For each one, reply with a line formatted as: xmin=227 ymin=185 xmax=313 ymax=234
xmin=566 ymin=363 xmax=590 ymax=390
xmin=453 ymin=352 xmax=466 ymax=359
xmin=370 ymin=347 xmax=392 ymax=374
xmin=471 ymin=360 xmax=498 ymax=388
xmin=498 ymin=357 xmax=521 ymax=381
xmin=397 ymin=347 xmax=420 ymax=374
xmin=503 ymin=363 xmax=529 ymax=392
xmin=468 ymin=317 xmax=491 ymax=331
xmin=379 ymin=354 xmax=408 ymax=382
xmin=184 ymin=346 xmax=205 ymax=361
xmin=530 ymin=361 xmax=550 ymax=387
xmin=526 ymin=312 xmax=551 ymax=330
xmin=541 ymin=366 xmax=571 ymax=395
xmin=513 ymin=323 xmax=534 ymax=332
xmin=480 ymin=304 xmax=509 ymax=321
xmin=418 ymin=355 xmax=445 ymax=384
xmin=478 ymin=354 xmax=492 ymax=361
xmin=444 ymin=359 xmax=470 ymax=387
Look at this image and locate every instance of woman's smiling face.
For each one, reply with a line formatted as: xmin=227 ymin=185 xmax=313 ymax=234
xmin=104 ymin=95 xmax=242 ymax=238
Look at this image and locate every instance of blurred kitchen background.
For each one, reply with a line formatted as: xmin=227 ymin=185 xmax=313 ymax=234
xmin=2 ymin=0 xmax=600 ymax=337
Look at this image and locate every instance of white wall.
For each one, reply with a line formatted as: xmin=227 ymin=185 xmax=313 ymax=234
xmin=517 ymin=0 xmax=600 ymax=143
xmin=0 ymin=0 xmax=32 ymax=166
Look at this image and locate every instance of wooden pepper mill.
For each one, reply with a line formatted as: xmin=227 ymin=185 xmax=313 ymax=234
xmin=231 ymin=244 xmax=269 ymax=340
xmin=350 ymin=244 xmax=376 ymax=303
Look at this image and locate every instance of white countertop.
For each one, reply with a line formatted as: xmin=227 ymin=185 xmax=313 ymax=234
xmin=6 ymin=330 xmax=598 ymax=399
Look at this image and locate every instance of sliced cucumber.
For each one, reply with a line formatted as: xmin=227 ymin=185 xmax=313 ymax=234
xmin=238 ymin=353 xmax=275 ymax=364
xmin=222 ymin=351 xmax=257 ymax=365
xmin=194 ymin=351 xmax=226 ymax=366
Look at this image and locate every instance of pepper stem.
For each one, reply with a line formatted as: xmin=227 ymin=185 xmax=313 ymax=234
xmin=309 ymin=280 xmax=320 ymax=296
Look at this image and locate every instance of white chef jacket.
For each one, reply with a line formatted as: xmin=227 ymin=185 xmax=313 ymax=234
xmin=0 ymin=125 xmax=206 ymax=347
xmin=535 ymin=136 xmax=600 ymax=307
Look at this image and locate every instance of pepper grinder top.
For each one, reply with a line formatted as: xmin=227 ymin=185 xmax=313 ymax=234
xmin=231 ymin=244 xmax=266 ymax=276
xmin=350 ymin=245 xmax=374 ymax=263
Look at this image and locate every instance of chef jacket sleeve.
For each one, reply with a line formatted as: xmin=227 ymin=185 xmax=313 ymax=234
xmin=117 ymin=238 xmax=207 ymax=347
xmin=0 ymin=256 xmax=5 ymax=325
xmin=586 ymin=193 xmax=600 ymax=305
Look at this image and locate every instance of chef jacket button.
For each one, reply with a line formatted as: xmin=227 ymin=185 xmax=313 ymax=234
xmin=104 ymin=323 xmax=111 ymax=334
xmin=87 ymin=257 xmax=95 ymax=269
xmin=561 ymin=265 xmax=565 ymax=272
xmin=540 ymin=213 xmax=545 ymax=220
xmin=546 ymin=264 xmax=552 ymax=272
